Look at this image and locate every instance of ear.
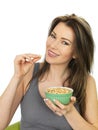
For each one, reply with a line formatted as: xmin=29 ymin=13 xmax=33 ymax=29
xmin=72 ymin=55 xmax=76 ymax=59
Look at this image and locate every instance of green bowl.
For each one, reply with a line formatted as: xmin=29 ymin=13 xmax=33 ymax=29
xmin=45 ymin=87 xmax=73 ymax=105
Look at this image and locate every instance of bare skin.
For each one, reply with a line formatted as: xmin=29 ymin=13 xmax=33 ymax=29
xmin=0 ymin=22 xmax=98 ymax=130
xmin=0 ymin=54 xmax=41 ymax=130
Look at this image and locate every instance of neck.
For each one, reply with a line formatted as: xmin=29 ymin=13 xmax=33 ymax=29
xmin=47 ymin=64 xmax=69 ymax=83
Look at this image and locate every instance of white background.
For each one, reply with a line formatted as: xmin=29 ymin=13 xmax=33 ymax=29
xmin=0 ymin=0 xmax=98 ymax=125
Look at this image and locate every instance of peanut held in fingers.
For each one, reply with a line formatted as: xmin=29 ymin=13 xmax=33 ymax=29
xmin=25 ymin=55 xmax=41 ymax=62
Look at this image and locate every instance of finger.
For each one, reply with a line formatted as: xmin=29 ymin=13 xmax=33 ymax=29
xmin=53 ymin=99 xmax=66 ymax=109
xmin=14 ymin=55 xmax=26 ymax=64
xmin=24 ymin=54 xmax=41 ymax=60
xmin=70 ymin=96 xmax=76 ymax=104
xmin=19 ymin=54 xmax=41 ymax=63
xmin=31 ymin=56 xmax=41 ymax=63
xmin=25 ymin=57 xmax=41 ymax=64
xmin=55 ymin=111 xmax=63 ymax=116
xmin=44 ymin=99 xmax=61 ymax=114
xmin=53 ymin=99 xmax=70 ymax=115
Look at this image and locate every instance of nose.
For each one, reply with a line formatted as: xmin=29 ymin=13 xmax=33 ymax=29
xmin=50 ymin=40 xmax=60 ymax=49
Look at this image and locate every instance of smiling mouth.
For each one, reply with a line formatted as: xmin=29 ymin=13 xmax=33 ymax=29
xmin=48 ymin=50 xmax=59 ymax=57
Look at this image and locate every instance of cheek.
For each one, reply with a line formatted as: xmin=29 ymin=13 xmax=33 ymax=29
xmin=46 ymin=37 xmax=54 ymax=46
xmin=46 ymin=39 xmax=51 ymax=46
xmin=46 ymin=39 xmax=51 ymax=48
xmin=61 ymin=48 xmax=74 ymax=59
xmin=45 ymin=40 xmax=50 ymax=53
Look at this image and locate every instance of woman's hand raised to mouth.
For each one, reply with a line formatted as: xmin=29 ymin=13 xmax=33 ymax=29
xmin=14 ymin=53 xmax=41 ymax=78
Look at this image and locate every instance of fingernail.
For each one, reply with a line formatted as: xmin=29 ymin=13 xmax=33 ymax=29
xmin=44 ymin=98 xmax=48 ymax=102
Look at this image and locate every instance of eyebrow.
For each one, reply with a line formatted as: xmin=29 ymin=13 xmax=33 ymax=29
xmin=52 ymin=31 xmax=73 ymax=44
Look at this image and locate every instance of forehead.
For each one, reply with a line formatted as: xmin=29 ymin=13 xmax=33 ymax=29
xmin=53 ymin=22 xmax=75 ymax=42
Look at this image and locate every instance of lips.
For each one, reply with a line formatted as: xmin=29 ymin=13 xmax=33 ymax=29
xmin=48 ymin=50 xmax=59 ymax=57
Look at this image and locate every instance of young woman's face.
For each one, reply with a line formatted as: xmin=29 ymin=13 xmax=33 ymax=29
xmin=45 ymin=22 xmax=76 ymax=65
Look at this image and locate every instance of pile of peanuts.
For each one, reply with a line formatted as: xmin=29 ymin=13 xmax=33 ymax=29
xmin=47 ymin=87 xmax=70 ymax=94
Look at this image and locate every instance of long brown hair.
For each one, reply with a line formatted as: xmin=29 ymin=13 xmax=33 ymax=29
xmin=35 ymin=14 xmax=94 ymax=116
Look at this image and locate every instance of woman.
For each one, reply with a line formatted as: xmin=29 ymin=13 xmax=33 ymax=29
xmin=1 ymin=14 xmax=98 ymax=130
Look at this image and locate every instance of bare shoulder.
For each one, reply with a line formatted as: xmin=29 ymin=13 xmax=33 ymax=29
xmin=86 ymin=74 xmax=97 ymax=100
xmin=85 ymin=74 xmax=98 ymax=125
xmin=86 ymin=75 xmax=97 ymax=93
xmin=87 ymin=74 xmax=96 ymax=83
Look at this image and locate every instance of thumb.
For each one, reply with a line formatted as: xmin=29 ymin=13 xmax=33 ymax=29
xmin=70 ymin=96 xmax=76 ymax=104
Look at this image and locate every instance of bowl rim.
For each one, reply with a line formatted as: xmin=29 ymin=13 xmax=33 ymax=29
xmin=45 ymin=86 xmax=73 ymax=94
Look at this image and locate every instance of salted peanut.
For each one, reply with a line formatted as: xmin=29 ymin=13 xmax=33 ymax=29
xmin=47 ymin=87 xmax=70 ymax=94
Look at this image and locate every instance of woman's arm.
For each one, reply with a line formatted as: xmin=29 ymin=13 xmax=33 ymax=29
xmin=0 ymin=75 xmax=24 ymax=130
xmin=65 ymin=75 xmax=98 ymax=130
xmin=44 ymin=75 xmax=98 ymax=130
xmin=0 ymin=54 xmax=41 ymax=130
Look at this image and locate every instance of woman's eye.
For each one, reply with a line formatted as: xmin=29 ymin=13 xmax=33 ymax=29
xmin=62 ymin=41 xmax=69 ymax=45
xmin=50 ymin=33 xmax=56 ymax=39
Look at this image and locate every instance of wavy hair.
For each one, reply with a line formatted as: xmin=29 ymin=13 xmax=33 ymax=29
xmin=35 ymin=14 xmax=94 ymax=116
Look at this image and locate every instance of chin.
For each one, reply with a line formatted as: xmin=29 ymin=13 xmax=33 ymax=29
xmin=45 ymin=57 xmax=55 ymax=64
